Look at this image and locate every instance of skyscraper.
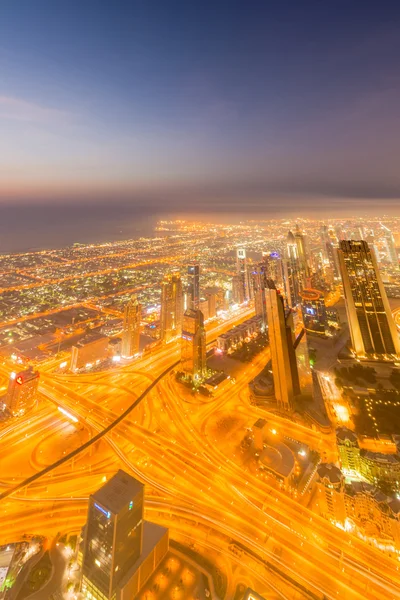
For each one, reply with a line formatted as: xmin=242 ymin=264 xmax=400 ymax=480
xmin=325 ymin=241 xmax=340 ymax=279
xmin=338 ymin=240 xmax=400 ymax=358
xmin=121 ymin=295 xmax=141 ymax=358
xmin=232 ymin=274 xmax=244 ymax=304
xmin=250 ymin=262 xmax=268 ymax=330
xmin=160 ymin=272 xmax=183 ymax=343
xmin=262 ymin=252 xmax=284 ymax=289
xmin=181 ymin=308 xmax=207 ymax=381
xmin=236 ymin=248 xmax=250 ymax=303
xmin=81 ymin=470 xmax=169 ymax=600
xmin=187 ymin=263 xmax=200 ymax=310
xmin=284 ymin=231 xmax=305 ymax=308
xmin=294 ymin=224 xmax=310 ymax=279
xmin=81 ymin=470 xmax=144 ymax=600
xmin=265 ymin=280 xmax=300 ymax=411
xmin=5 ymin=367 xmax=40 ymax=416
xmin=380 ymin=223 xmax=398 ymax=265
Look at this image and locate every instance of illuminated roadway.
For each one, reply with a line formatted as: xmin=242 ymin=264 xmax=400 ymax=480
xmin=0 ymin=307 xmax=399 ymax=598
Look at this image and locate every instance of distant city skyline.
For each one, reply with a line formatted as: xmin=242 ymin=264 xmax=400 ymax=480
xmin=2 ymin=1 xmax=400 ymax=216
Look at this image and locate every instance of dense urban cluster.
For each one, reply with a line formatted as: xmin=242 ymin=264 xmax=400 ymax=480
xmin=1 ymin=217 xmax=400 ymax=599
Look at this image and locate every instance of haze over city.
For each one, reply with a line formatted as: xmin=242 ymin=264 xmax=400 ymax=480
xmin=2 ymin=2 xmax=400 ymax=600
xmin=2 ymin=1 xmax=400 ymax=237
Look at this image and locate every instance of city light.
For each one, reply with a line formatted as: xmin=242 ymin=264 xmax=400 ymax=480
xmin=57 ymin=406 xmax=79 ymax=423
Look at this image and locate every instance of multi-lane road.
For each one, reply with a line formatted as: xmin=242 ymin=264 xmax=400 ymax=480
xmin=0 ymin=308 xmax=399 ymax=599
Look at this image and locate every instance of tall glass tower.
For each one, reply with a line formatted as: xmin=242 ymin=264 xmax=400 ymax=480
xmin=187 ymin=263 xmax=200 ymax=310
xmin=81 ymin=470 xmax=144 ymax=600
xmin=338 ymin=240 xmax=400 ymax=358
xmin=121 ymin=295 xmax=141 ymax=358
xmin=160 ymin=272 xmax=183 ymax=343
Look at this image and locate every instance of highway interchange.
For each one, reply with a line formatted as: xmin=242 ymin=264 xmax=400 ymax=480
xmin=0 ymin=308 xmax=399 ymax=599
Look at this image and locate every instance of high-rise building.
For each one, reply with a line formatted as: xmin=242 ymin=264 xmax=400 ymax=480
xmin=300 ymin=288 xmax=328 ymax=336
xmin=181 ymin=309 xmax=207 ymax=381
xmin=284 ymin=231 xmax=305 ymax=307
xmin=5 ymin=367 xmax=40 ymax=416
xmin=81 ymin=470 xmax=168 ymax=600
xmin=160 ymin=272 xmax=183 ymax=343
xmin=82 ymin=470 xmax=144 ymax=599
xmin=325 ymin=241 xmax=340 ymax=279
xmin=265 ymin=280 xmax=300 ymax=411
xmin=262 ymin=252 xmax=284 ymax=289
xmin=205 ymin=289 xmax=217 ymax=319
xmin=121 ymin=295 xmax=141 ymax=358
xmin=232 ymin=274 xmax=244 ymax=304
xmin=338 ymin=240 xmax=400 ymax=359
xmin=294 ymin=224 xmax=310 ymax=278
xmin=236 ymin=248 xmax=250 ymax=303
xmin=250 ymin=262 xmax=268 ymax=330
xmin=380 ymin=223 xmax=398 ymax=265
xmin=187 ymin=263 xmax=200 ymax=310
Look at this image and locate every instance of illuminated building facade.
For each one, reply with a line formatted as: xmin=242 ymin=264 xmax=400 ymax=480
xmin=187 ymin=263 xmax=200 ymax=310
xmin=336 ymin=428 xmax=360 ymax=474
xmin=181 ymin=309 xmax=207 ymax=381
xmin=250 ymin=262 xmax=268 ymax=330
xmin=325 ymin=241 xmax=340 ymax=278
xmin=232 ymin=274 xmax=244 ymax=304
xmin=216 ymin=315 xmax=262 ymax=353
xmin=236 ymin=248 xmax=250 ymax=303
xmin=160 ymin=272 xmax=183 ymax=343
xmin=336 ymin=428 xmax=400 ymax=493
xmin=380 ymin=223 xmax=398 ymax=265
xmin=284 ymin=231 xmax=305 ymax=307
xmin=265 ymin=280 xmax=300 ymax=411
xmin=205 ymin=289 xmax=217 ymax=319
xmin=338 ymin=240 xmax=400 ymax=359
xmin=315 ymin=463 xmax=346 ymax=523
xmin=262 ymin=251 xmax=284 ymax=289
xmin=70 ymin=334 xmax=109 ymax=372
xmin=315 ymin=463 xmax=400 ymax=548
xmin=5 ymin=367 xmax=40 ymax=417
xmin=294 ymin=224 xmax=310 ymax=279
xmin=121 ymin=295 xmax=141 ymax=358
xmin=81 ymin=470 xmax=144 ymax=599
xmin=81 ymin=470 xmax=169 ymax=600
xmin=300 ymin=288 xmax=328 ymax=335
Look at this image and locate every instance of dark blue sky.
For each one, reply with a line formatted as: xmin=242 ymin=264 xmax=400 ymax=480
xmin=1 ymin=0 xmax=400 ymax=215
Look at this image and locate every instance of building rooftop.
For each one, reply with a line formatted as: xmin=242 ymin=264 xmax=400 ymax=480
xmin=317 ymin=463 xmax=343 ymax=485
xmin=361 ymin=450 xmax=400 ymax=464
xmin=260 ymin=442 xmax=295 ymax=478
xmin=336 ymin=427 xmax=358 ymax=444
xmin=117 ymin=521 xmax=168 ymax=590
xmin=75 ymin=332 xmax=109 ymax=348
xmin=92 ymin=469 xmax=144 ymax=515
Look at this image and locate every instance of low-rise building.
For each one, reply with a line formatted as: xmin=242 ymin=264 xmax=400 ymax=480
xmin=70 ymin=333 xmax=109 ymax=372
xmin=216 ymin=315 xmax=263 ymax=353
xmin=336 ymin=428 xmax=400 ymax=493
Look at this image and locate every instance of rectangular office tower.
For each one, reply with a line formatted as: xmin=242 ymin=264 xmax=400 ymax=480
xmin=236 ymin=248 xmax=250 ymax=303
xmin=81 ymin=470 xmax=144 ymax=599
xmin=121 ymin=295 xmax=141 ymax=358
xmin=187 ymin=263 xmax=200 ymax=310
xmin=338 ymin=240 xmax=400 ymax=359
xmin=265 ymin=280 xmax=300 ymax=411
xmin=250 ymin=262 xmax=268 ymax=331
xmin=160 ymin=272 xmax=183 ymax=343
xmin=181 ymin=308 xmax=207 ymax=381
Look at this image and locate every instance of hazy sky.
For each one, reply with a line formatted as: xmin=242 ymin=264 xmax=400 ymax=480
xmin=2 ymin=0 xmax=400 ymax=215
